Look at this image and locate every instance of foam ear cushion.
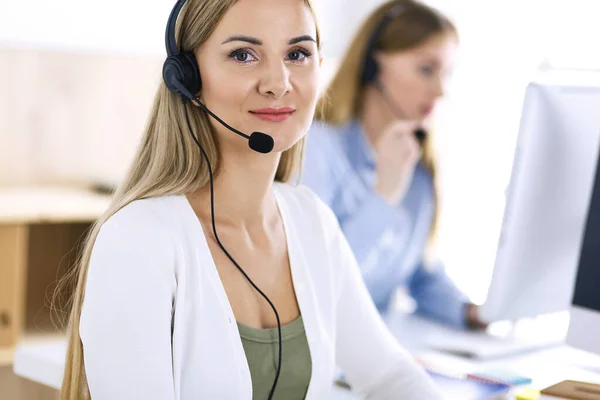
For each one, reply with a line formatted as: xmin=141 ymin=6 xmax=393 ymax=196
xmin=162 ymin=52 xmax=202 ymax=96
xmin=361 ymin=56 xmax=379 ymax=84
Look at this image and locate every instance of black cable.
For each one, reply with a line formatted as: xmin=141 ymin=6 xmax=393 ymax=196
xmin=182 ymin=100 xmax=283 ymax=399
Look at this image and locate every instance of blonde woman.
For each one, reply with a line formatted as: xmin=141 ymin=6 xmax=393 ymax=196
xmin=58 ymin=0 xmax=441 ymax=399
xmin=302 ymin=0 xmax=487 ymax=329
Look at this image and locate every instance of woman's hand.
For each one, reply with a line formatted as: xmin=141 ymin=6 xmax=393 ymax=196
xmin=465 ymin=304 xmax=489 ymax=330
xmin=374 ymin=121 xmax=422 ymax=206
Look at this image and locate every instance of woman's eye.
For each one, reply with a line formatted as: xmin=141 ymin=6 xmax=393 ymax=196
xmin=229 ymin=50 xmax=257 ymax=63
xmin=420 ymin=65 xmax=434 ymax=76
xmin=289 ymin=51 xmax=304 ymax=61
xmin=287 ymin=49 xmax=312 ymax=62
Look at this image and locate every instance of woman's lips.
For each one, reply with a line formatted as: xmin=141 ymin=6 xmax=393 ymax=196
xmin=249 ymin=107 xmax=295 ymax=122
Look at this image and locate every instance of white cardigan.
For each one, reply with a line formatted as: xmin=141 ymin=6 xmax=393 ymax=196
xmin=79 ymin=183 xmax=441 ymax=399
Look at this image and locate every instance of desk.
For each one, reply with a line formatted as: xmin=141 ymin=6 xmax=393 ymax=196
xmin=13 ymin=312 xmax=600 ymax=399
xmin=0 ymin=186 xmax=110 ymax=364
xmin=384 ymin=313 xmax=600 ymax=393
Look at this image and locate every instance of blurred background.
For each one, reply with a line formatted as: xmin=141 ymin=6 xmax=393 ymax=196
xmin=1 ymin=0 xmax=599 ymax=398
xmin=2 ymin=0 xmax=599 ymax=301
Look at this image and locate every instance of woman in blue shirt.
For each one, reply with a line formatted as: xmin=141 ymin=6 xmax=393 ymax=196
xmin=302 ymin=0 xmax=486 ymax=329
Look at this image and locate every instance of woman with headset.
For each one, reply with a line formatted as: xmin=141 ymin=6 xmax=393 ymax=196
xmin=302 ymin=0 xmax=487 ymax=329
xmin=58 ymin=0 xmax=441 ymax=399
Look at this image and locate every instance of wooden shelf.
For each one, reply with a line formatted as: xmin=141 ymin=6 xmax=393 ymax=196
xmin=0 ymin=185 xmax=109 ymax=354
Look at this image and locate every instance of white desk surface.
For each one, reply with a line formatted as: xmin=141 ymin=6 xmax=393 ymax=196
xmin=0 ymin=186 xmax=111 ymax=223
xmin=13 ymin=313 xmax=600 ymax=399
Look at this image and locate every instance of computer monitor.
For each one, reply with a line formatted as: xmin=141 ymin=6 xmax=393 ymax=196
xmin=567 ymin=143 xmax=600 ymax=355
xmin=479 ymin=74 xmax=600 ymax=323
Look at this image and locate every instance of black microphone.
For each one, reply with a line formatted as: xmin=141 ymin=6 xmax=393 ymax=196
xmin=169 ymin=78 xmax=275 ymax=154
xmin=414 ymin=128 xmax=427 ymax=145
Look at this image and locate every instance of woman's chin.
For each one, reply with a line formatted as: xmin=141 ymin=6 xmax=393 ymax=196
xmin=270 ymin=131 xmax=306 ymax=153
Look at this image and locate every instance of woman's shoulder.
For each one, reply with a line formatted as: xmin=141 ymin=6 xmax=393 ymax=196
xmin=86 ymin=196 xmax=183 ymax=285
xmin=104 ymin=195 xmax=178 ymax=227
xmin=97 ymin=195 xmax=182 ymax=251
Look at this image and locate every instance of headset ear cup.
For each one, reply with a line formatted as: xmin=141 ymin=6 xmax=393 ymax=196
xmin=163 ymin=56 xmax=185 ymax=94
xmin=182 ymin=52 xmax=202 ymax=94
xmin=361 ymin=56 xmax=379 ymax=84
xmin=162 ymin=53 xmax=202 ymax=96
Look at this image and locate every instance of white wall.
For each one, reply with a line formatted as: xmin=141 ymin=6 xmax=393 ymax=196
xmin=313 ymin=0 xmax=376 ymax=59
xmin=0 ymin=1 xmax=177 ymax=186
xmin=0 ymin=47 xmax=162 ymax=186
xmin=0 ymin=1 xmax=172 ymax=55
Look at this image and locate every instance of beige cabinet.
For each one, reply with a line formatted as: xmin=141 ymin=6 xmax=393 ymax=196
xmin=0 ymin=187 xmax=109 ymax=359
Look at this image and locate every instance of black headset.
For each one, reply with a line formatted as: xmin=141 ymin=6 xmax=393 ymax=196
xmin=163 ymin=0 xmax=202 ymax=99
xmin=161 ymin=1 xmax=283 ymax=399
xmin=360 ymin=3 xmax=406 ymax=85
xmin=360 ymin=2 xmax=427 ymax=144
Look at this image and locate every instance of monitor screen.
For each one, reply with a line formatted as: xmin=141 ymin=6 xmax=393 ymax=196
xmin=573 ymin=141 xmax=600 ymax=313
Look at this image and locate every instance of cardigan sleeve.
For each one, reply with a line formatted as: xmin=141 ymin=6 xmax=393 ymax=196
xmin=79 ymin=202 xmax=177 ymax=400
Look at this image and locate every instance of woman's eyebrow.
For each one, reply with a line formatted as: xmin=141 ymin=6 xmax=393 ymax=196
xmin=288 ymin=35 xmax=316 ymax=45
xmin=222 ymin=35 xmax=262 ymax=45
xmin=221 ymin=34 xmax=316 ymax=46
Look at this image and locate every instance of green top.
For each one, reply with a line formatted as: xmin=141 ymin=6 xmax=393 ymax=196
xmin=237 ymin=315 xmax=312 ymax=399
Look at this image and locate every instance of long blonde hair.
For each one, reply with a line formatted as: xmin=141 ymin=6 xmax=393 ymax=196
xmin=316 ymin=0 xmax=456 ymax=245
xmin=57 ymin=1 xmax=320 ymax=398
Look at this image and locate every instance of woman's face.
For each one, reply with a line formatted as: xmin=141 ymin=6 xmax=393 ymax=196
xmin=195 ymin=0 xmax=320 ymax=154
xmin=375 ymin=32 xmax=457 ymax=122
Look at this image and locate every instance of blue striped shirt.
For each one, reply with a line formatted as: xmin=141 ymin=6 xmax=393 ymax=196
xmin=301 ymin=119 xmax=469 ymax=328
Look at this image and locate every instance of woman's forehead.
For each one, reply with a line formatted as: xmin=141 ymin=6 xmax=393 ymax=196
xmin=210 ymin=0 xmax=317 ymax=45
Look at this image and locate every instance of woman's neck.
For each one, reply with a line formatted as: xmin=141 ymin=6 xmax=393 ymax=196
xmin=190 ymin=150 xmax=282 ymax=228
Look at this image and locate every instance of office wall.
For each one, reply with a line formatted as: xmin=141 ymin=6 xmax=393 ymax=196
xmin=0 ymin=46 xmax=162 ymax=186
xmin=0 ymin=0 xmax=170 ymax=186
